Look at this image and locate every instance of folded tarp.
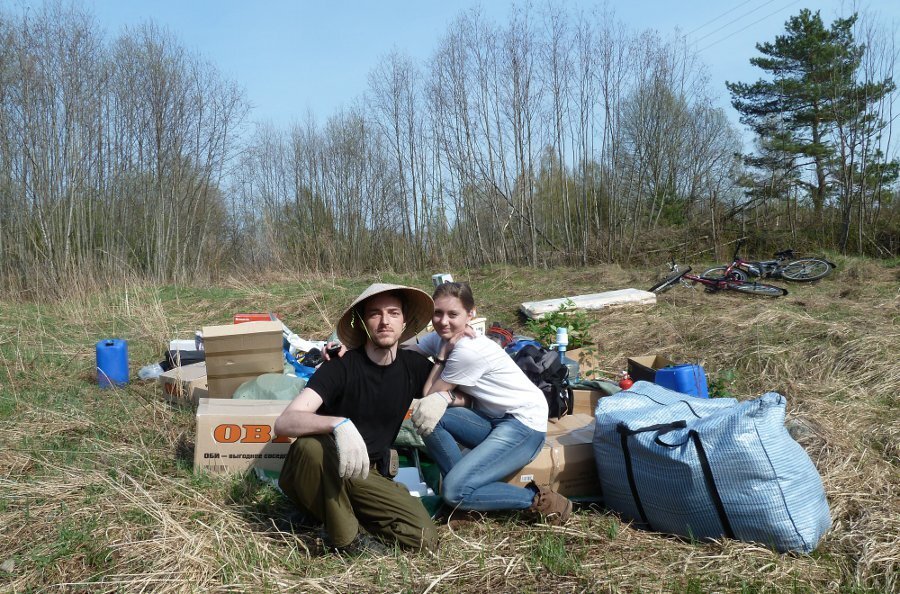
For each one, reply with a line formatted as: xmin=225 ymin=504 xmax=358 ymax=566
xmin=520 ymin=288 xmax=656 ymax=320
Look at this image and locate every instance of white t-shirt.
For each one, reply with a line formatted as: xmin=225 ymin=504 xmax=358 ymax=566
xmin=417 ymin=332 xmax=548 ymax=432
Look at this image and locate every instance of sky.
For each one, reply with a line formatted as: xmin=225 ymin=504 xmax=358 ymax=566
xmin=40 ymin=0 xmax=900 ymax=134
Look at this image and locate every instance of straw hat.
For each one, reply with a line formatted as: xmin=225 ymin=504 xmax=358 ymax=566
xmin=336 ymin=283 xmax=434 ymax=349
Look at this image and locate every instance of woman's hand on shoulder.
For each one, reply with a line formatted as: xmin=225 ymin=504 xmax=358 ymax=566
xmin=446 ymin=326 xmax=477 ymax=349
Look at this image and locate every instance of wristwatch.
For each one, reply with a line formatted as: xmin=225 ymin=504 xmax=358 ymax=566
xmin=434 ymin=357 xmax=447 ymax=365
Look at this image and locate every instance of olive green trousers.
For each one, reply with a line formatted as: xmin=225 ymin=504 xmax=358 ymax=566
xmin=278 ymin=434 xmax=438 ymax=551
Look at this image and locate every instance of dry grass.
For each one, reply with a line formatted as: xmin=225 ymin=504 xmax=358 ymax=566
xmin=0 ymin=258 xmax=897 ymax=592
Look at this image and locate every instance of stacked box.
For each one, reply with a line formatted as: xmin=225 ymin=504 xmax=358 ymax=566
xmin=202 ymin=321 xmax=284 ymax=398
xmin=158 ymin=361 xmax=208 ymax=406
xmin=504 ymin=413 xmax=600 ymax=497
xmin=570 ymin=388 xmax=604 ymax=416
xmin=193 ymin=398 xmax=293 ymax=474
xmin=627 ymin=355 xmax=674 ymax=383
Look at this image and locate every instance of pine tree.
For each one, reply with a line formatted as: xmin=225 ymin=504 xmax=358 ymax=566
xmin=727 ymin=9 xmax=895 ymax=238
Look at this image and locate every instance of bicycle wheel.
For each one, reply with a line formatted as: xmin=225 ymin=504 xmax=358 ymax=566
xmin=725 ymin=281 xmax=788 ymax=297
xmin=700 ymin=266 xmax=749 ymax=282
xmin=779 ymin=258 xmax=832 ymax=281
xmin=649 ymin=266 xmax=692 ymax=294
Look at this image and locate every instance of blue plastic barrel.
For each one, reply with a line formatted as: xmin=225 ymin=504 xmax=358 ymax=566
xmin=654 ymin=364 xmax=709 ymax=398
xmin=96 ymin=339 xmax=129 ymax=388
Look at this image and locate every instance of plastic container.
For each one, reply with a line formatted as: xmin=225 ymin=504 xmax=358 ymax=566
xmin=654 ymin=364 xmax=709 ymax=398
xmin=96 ymin=338 xmax=129 ymax=388
xmin=561 ymin=354 xmax=580 ymax=383
xmin=555 ymin=327 xmax=569 ymax=357
xmin=138 ymin=362 xmax=164 ymax=380
xmin=554 ymin=327 xmax=579 ymax=382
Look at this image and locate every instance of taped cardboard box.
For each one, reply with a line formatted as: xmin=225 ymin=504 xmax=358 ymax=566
xmin=627 ymin=355 xmax=674 ymax=383
xmin=194 ymin=398 xmax=293 ymax=474
xmin=158 ymin=361 xmax=208 ymax=406
xmin=505 ymin=413 xmax=600 ymax=497
xmin=203 ymin=321 xmax=284 ymax=398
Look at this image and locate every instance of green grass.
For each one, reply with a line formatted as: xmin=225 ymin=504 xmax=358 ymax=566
xmin=530 ymin=532 xmax=584 ymax=576
xmin=0 ymin=261 xmax=897 ymax=592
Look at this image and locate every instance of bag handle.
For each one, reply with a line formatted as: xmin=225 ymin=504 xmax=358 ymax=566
xmin=615 ymin=422 xmax=735 ymax=539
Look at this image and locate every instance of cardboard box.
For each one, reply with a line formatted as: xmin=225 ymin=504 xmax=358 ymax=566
xmin=505 ymin=413 xmax=600 ymax=497
xmin=627 ymin=355 xmax=674 ymax=383
xmin=570 ymin=388 xmax=604 ymax=416
xmin=194 ymin=398 xmax=293 ymax=474
xmin=565 ymin=346 xmax=603 ymax=380
xmin=158 ymin=362 xmax=208 ymax=406
xmin=234 ymin=312 xmax=280 ymax=324
xmin=203 ymin=321 xmax=284 ymax=398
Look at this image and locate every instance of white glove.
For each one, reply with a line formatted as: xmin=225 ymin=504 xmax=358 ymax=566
xmin=411 ymin=392 xmax=450 ymax=437
xmin=332 ymin=419 xmax=369 ymax=480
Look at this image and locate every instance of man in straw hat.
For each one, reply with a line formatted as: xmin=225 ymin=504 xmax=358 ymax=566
xmin=274 ymin=283 xmax=438 ymax=554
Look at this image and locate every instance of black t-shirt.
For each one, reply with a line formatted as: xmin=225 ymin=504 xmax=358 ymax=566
xmin=308 ymin=348 xmax=432 ymax=470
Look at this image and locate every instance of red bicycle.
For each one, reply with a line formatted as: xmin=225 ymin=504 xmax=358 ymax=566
xmin=650 ymin=260 xmax=788 ymax=297
xmin=701 ymin=240 xmax=834 ymax=282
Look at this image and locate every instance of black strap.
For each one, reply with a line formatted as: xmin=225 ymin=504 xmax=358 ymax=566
xmin=616 ymin=423 xmax=651 ymax=528
xmin=622 ymin=420 xmax=687 ymax=436
xmin=617 ymin=422 xmax=734 ymax=539
xmin=689 ymin=430 xmax=735 ymax=539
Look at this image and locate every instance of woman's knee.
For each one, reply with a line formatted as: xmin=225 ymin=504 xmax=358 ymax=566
xmin=440 ymin=471 xmax=474 ymax=506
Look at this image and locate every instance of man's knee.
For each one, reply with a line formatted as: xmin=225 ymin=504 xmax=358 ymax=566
xmin=279 ymin=435 xmax=335 ymax=494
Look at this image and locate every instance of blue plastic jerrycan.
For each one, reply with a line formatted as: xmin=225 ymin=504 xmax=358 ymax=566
xmin=654 ymin=363 xmax=709 ymax=398
xmin=96 ymin=338 xmax=129 ymax=388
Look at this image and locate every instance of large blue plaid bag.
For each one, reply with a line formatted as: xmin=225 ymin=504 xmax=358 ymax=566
xmin=593 ymin=381 xmax=831 ymax=552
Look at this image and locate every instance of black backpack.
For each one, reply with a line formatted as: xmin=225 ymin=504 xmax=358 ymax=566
xmin=513 ymin=344 xmax=572 ymax=418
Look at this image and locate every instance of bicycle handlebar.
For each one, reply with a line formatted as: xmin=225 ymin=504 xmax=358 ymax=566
xmin=732 ymin=239 xmax=745 ymax=261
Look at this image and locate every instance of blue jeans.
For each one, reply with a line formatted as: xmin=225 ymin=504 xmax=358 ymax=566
xmin=423 ymin=407 xmax=545 ymax=511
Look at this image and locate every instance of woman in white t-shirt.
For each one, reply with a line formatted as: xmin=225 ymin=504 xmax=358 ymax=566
xmin=410 ymin=282 xmax=572 ymax=524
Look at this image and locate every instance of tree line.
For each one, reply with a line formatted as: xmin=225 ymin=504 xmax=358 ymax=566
xmin=0 ymin=2 xmax=897 ymax=297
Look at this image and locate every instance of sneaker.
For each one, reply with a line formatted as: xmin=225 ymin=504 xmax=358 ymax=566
xmin=335 ymin=532 xmax=391 ymax=557
xmin=527 ymin=483 xmax=572 ymax=526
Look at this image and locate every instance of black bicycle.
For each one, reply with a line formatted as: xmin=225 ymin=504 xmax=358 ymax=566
xmin=701 ymin=240 xmax=834 ymax=282
xmin=650 ymin=261 xmax=788 ymax=297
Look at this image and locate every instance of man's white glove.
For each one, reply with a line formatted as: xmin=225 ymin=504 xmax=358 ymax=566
xmin=411 ymin=392 xmax=451 ymax=437
xmin=332 ymin=419 xmax=369 ymax=480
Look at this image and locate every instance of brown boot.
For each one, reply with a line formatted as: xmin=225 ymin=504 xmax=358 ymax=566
xmin=528 ymin=483 xmax=572 ymax=525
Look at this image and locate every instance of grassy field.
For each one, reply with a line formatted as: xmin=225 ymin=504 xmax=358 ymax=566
xmin=0 ymin=258 xmax=897 ymax=593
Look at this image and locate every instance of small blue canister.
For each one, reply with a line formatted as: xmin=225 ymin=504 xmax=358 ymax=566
xmin=96 ymin=339 xmax=129 ymax=388
xmin=654 ymin=364 xmax=709 ymax=398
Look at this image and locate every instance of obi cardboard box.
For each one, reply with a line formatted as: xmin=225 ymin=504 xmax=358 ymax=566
xmin=158 ymin=361 xmax=208 ymax=406
xmin=194 ymin=398 xmax=293 ymax=474
xmin=505 ymin=413 xmax=600 ymax=497
xmin=627 ymin=354 xmax=674 ymax=383
xmin=202 ymin=321 xmax=284 ymax=398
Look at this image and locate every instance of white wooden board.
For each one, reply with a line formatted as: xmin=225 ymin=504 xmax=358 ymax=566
xmin=520 ymin=288 xmax=657 ymax=319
